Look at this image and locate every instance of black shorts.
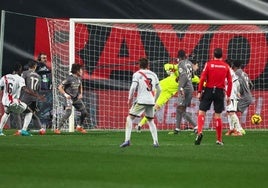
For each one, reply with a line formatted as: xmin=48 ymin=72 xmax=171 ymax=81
xmin=199 ymin=87 xmax=225 ymax=113
xmin=27 ymin=101 xmax=39 ymax=113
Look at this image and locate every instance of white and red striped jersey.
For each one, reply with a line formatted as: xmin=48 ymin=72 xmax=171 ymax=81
xmin=229 ymin=68 xmax=240 ymax=100
xmin=0 ymin=74 xmax=26 ymax=106
xmin=129 ymin=69 xmax=160 ymax=105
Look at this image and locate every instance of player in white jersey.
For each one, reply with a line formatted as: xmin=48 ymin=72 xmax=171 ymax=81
xmin=120 ymin=58 xmax=161 ymax=147
xmin=0 ymin=64 xmax=44 ymax=136
xmin=225 ymin=59 xmax=243 ymax=136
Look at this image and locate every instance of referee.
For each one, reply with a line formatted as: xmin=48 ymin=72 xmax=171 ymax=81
xmin=195 ymin=48 xmax=232 ymax=145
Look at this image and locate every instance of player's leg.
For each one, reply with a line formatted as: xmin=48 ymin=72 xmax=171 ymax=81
xmin=136 ymin=90 xmax=173 ymax=131
xmin=0 ymin=107 xmax=10 ymax=136
xmin=120 ymin=115 xmax=134 ymax=147
xmin=184 ymin=112 xmax=197 ymax=129
xmin=182 ymin=90 xmax=196 ymax=129
xmin=55 ymin=98 xmax=72 ymax=134
xmin=195 ymin=88 xmax=213 ymax=145
xmin=236 ymin=102 xmax=249 ymax=135
xmin=231 ymin=113 xmax=243 ymax=136
xmin=169 ymin=89 xmax=190 ymax=134
xmin=21 ymin=102 xmax=37 ymax=136
xmin=120 ymin=103 xmax=143 ymax=147
xmin=213 ymin=89 xmax=225 ymax=145
xmin=226 ymin=99 xmax=238 ymax=135
xmin=226 ymin=112 xmax=235 ymax=135
xmin=145 ymin=106 xmax=159 ymax=147
xmin=73 ymin=99 xmax=89 ymax=133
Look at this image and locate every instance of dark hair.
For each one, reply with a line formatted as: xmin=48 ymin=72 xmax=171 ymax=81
xmin=37 ymin=52 xmax=47 ymax=61
xmin=225 ymin=58 xmax=233 ymax=67
xmin=71 ymin=64 xmax=83 ymax=74
xmin=139 ymin=58 xmax=149 ymax=69
xmin=178 ymin=49 xmax=186 ymax=59
xmin=28 ymin=60 xmax=37 ymax=69
xmin=214 ymin=48 xmax=222 ymax=58
xmin=232 ymin=60 xmax=242 ymax=68
xmin=189 ymin=53 xmax=199 ymax=64
xmin=11 ymin=63 xmax=22 ymax=73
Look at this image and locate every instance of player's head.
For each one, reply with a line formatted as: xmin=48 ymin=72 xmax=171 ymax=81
xmin=11 ymin=63 xmax=23 ymax=75
xmin=188 ymin=53 xmax=197 ymax=62
xmin=192 ymin=61 xmax=199 ymax=72
xmin=177 ymin=49 xmax=186 ymax=60
xmin=71 ymin=63 xmax=83 ymax=76
xmin=28 ymin=60 xmax=38 ymax=70
xmin=214 ymin=48 xmax=223 ymax=59
xmin=37 ymin=52 xmax=47 ymax=63
xmin=225 ymin=58 xmax=233 ymax=67
xmin=232 ymin=60 xmax=242 ymax=69
xmin=139 ymin=58 xmax=149 ymax=69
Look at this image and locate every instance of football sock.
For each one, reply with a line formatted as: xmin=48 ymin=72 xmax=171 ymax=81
xmin=22 ymin=112 xmax=33 ymax=131
xmin=176 ymin=107 xmax=185 ymax=129
xmin=184 ymin=112 xmax=197 ymax=127
xmin=58 ymin=108 xmax=72 ymax=129
xmin=197 ymin=114 xmax=205 ymax=134
xmin=227 ymin=114 xmax=234 ymax=130
xmin=232 ymin=113 xmax=243 ymax=131
xmin=0 ymin=113 xmax=10 ymax=130
xmin=125 ymin=116 xmax=133 ymax=141
xmin=215 ymin=118 xmax=223 ymax=142
xmin=147 ymin=120 xmax=158 ymax=144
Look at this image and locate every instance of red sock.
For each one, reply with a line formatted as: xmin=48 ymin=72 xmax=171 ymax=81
xmin=215 ymin=118 xmax=223 ymax=142
xmin=197 ymin=114 xmax=205 ymax=135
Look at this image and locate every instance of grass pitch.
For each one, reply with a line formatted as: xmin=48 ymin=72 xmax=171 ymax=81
xmin=0 ymin=130 xmax=267 ymax=188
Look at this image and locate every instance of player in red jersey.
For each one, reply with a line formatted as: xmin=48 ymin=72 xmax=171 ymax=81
xmin=195 ymin=48 xmax=232 ymax=145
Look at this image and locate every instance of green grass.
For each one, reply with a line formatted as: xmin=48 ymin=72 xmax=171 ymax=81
xmin=0 ymin=130 xmax=267 ymax=188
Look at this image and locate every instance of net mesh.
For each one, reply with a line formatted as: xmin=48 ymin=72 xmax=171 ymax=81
xmin=46 ymin=19 xmax=268 ymax=130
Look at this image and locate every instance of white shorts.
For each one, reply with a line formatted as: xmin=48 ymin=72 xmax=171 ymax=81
xmin=129 ymin=103 xmax=155 ymax=119
xmin=226 ymin=99 xmax=238 ymax=112
xmin=6 ymin=99 xmax=27 ymax=114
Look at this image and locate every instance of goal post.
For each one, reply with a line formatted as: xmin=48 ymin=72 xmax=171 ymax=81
xmin=47 ymin=18 xmax=268 ymax=131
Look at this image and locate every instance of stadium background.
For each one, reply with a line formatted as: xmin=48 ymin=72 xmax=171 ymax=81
xmin=1 ymin=0 xmax=268 ymax=129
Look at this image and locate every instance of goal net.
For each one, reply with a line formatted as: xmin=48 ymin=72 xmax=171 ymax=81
xmin=46 ymin=19 xmax=268 ymax=131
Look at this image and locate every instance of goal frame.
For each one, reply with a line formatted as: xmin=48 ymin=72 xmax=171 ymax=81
xmin=67 ymin=18 xmax=268 ymax=132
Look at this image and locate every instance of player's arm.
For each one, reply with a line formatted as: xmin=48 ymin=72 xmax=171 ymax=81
xmin=22 ymin=86 xmax=45 ymax=101
xmin=197 ymin=64 xmax=208 ymax=99
xmin=78 ymin=83 xmax=83 ymax=99
xmin=128 ymin=81 xmax=138 ymax=107
xmin=225 ymin=68 xmax=233 ymax=105
xmin=58 ymin=83 xmax=71 ymax=99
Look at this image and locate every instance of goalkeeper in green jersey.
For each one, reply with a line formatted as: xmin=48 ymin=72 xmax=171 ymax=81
xmin=135 ymin=56 xmax=200 ymax=132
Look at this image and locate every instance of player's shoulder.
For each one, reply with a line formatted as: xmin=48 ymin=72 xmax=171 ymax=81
xmin=14 ymin=74 xmax=25 ymax=82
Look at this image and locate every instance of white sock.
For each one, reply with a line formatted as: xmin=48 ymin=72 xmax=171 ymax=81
xmin=22 ymin=113 xmax=33 ymax=131
xmin=148 ymin=120 xmax=158 ymax=144
xmin=125 ymin=116 xmax=133 ymax=141
xmin=233 ymin=113 xmax=243 ymax=131
xmin=0 ymin=113 xmax=10 ymax=131
xmin=227 ymin=114 xmax=234 ymax=130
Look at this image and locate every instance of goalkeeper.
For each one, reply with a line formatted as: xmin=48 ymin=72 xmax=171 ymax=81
xmin=136 ymin=54 xmax=200 ymax=132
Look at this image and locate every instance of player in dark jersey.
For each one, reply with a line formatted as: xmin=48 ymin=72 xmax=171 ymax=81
xmin=54 ymin=64 xmax=89 ymax=134
xmin=169 ymin=50 xmax=198 ymax=134
xmin=232 ymin=60 xmax=253 ymax=134
xmin=14 ymin=60 xmax=46 ymax=135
